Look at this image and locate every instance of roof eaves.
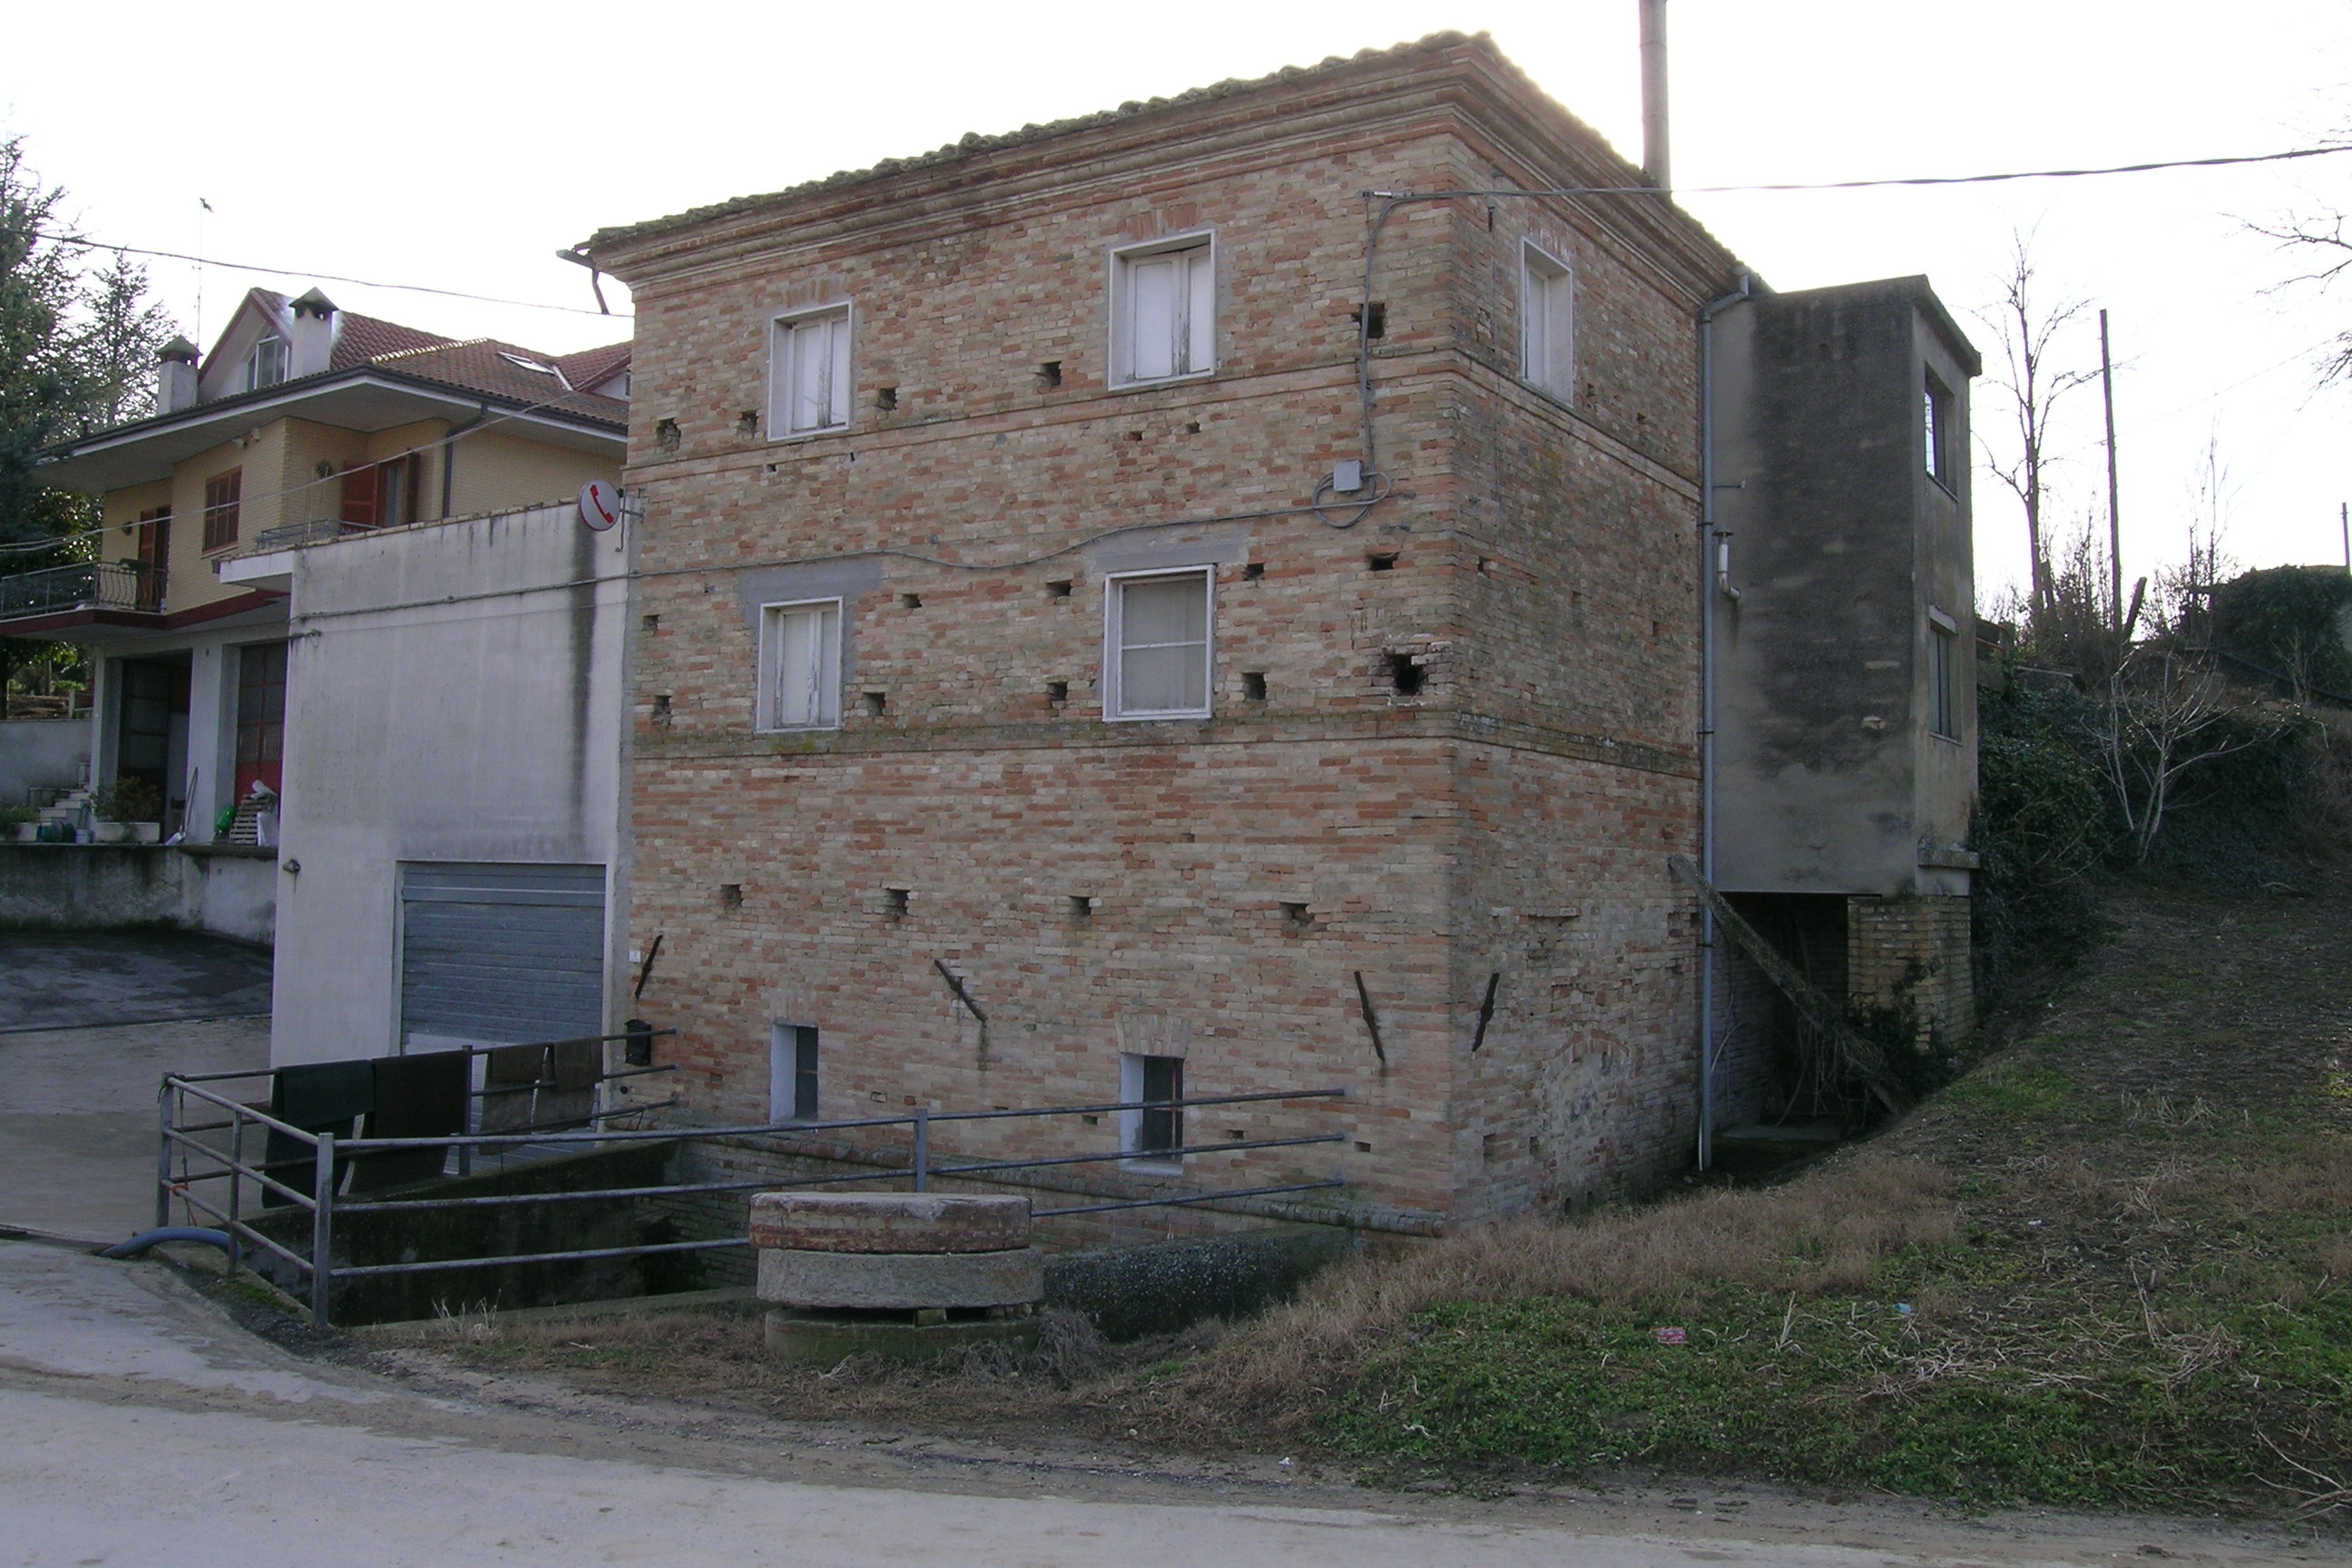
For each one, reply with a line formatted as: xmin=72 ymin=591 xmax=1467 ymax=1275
xmin=583 ymin=30 xmax=1483 ymax=254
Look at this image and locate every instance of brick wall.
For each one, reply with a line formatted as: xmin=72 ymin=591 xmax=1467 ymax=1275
xmin=1847 ymin=893 xmax=1974 ymax=1054
xmin=599 ymin=37 xmax=1740 ymax=1233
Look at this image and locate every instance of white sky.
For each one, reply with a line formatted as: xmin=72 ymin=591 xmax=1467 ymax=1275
xmin=5 ymin=2 xmax=2347 ymax=603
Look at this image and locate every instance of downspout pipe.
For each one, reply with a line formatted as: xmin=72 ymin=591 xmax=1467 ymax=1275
xmin=1695 ymin=272 xmax=1752 ymax=1172
xmin=439 ymin=402 xmax=491 ymax=520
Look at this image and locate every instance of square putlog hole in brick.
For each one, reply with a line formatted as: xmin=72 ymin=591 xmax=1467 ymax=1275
xmin=1388 ymin=652 xmax=1426 ymax=697
xmin=861 ymin=692 xmax=887 ymax=716
xmin=900 ymin=593 xmax=923 ymax=609
xmin=1067 ymin=895 xmax=1095 ymax=922
xmin=1366 ymin=552 xmax=1397 ymax=572
xmin=882 ymin=887 xmax=909 ymax=920
xmin=1241 ymin=671 xmax=1268 ymax=701
xmin=1281 ymin=902 xmax=1311 ymax=928
xmin=1045 ymin=579 xmax=1073 ymax=600
xmin=1046 ymin=681 xmax=1069 ymax=706
xmin=720 ymin=884 xmax=743 ymax=910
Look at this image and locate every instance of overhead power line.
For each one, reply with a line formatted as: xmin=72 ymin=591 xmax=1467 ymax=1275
xmin=32 ymin=230 xmax=629 ymax=319
xmin=1685 ymin=142 xmax=2352 ymax=192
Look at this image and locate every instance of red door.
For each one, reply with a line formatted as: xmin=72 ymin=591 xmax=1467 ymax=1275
xmin=233 ymin=641 xmax=288 ymax=799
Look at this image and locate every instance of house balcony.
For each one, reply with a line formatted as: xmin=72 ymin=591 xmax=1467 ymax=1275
xmin=250 ymin=518 xmax=375 ymax=553
xmin=0 ymin=559 xmax=163 ymax=633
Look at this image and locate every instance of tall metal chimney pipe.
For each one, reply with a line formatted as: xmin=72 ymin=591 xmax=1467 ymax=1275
xmin=1640 ymin=0 xmax=1671 ymax=192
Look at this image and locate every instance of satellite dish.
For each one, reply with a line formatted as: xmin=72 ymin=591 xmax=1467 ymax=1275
xmin=579 ymin=480 xmax=621 ymax=532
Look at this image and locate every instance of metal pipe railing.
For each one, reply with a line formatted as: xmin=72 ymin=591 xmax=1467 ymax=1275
xmin=155 ymin=1060 xmax=1354 ymax=1328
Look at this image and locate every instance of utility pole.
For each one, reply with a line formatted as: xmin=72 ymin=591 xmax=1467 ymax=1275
xmin=2100 ymin=309 xmax=2122 ymax=630
xmin=2340 ymin=501 xmax=2347 ymax=574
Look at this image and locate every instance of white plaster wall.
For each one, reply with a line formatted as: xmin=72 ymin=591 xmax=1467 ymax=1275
xmin=0 ymin=718 xmax=92 ymax=800
xmin=267 ymin=504 xmax=629 ymax=1065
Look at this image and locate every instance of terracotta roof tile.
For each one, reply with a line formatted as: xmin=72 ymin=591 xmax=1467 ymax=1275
xmin=366 ymin=337 xmax=629 ymax=427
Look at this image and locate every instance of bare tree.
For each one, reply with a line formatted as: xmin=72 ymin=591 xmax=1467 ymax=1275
xmin=1976 ymin=231 xmax=2101 ymax=622
xmin=2247 ymin=197 xmax=2352 ymax=385
xmin=2099 ymin=647 xmax=2292 ymax=864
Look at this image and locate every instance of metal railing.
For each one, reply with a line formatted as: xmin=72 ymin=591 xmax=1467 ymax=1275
xmin=0 ymin=559 xmax=160 ymax=619
xmin=251 ymin=518 xmax=374 ymax=553
xmin=155 ymin=1054 xmax=1350 ymax=1327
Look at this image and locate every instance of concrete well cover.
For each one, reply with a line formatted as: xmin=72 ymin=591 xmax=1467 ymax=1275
xmin=747 ymin=1191 xmax=1030 ymax=1254
xmin=756 ymin=1246 xmax=1044 ymax=1311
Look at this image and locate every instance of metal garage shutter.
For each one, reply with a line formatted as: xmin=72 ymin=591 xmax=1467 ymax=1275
xmin=398 ymin=863 xmax=606 ymax=1048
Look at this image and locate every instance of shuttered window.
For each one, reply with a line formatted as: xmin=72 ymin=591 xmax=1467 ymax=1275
xmin=398 ymin=863 xmax=606 ymax=1049
xmin=1521 ymin=241 xmax=1575 ymax=398
xmin=202 ymin=469 xmax=241 ymax=551
xmin=760 ymin=599 xmax=842 ymax=730
xmin=1112 ymin=236 xmax=1215 ymax=385
xmin=770 ymin=307 xmax=852 ymax=436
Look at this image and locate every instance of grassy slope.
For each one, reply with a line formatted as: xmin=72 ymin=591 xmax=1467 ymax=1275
xmin=399 ymin=870 xmax=2349 ymax=1516
xmin=1142 ymin=873 xmax=2352 ymax=1512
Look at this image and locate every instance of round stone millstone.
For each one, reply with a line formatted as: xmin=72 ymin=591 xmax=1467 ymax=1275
xmin=747 ymin=1191 xmax=1031 ymax=1254
xmin=755 ymin=1244 xmax=1044 ymax=1310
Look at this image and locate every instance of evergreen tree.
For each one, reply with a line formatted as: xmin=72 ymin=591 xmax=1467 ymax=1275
xmin=0 ymin=137 xmax=181 ymax=715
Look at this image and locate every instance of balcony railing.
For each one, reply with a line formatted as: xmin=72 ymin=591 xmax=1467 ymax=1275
xmin=0 ymin=559 xmax=162 ymax=619
xmin=251 ymin=518 xmax=374 ymax=553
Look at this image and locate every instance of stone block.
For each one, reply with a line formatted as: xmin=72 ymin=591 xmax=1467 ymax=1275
xmin=756 ymin=1244 xmax=1044 ymax=1309
xmin=763 ymin=1308 xmax=1040 ymax=1366
xmin=748 ymin=1191 xmax=1030 ymax=1254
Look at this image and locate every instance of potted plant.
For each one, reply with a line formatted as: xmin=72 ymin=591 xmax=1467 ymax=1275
xmin=89 ymin=780 xmax=162 ymax=845
xmin=0 ymin=805 xmax=34 ymax=843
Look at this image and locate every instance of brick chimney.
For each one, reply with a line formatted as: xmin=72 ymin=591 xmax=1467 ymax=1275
xmin=156 ymin=337 xmax=199 ymax=414
xmin=289 ymin=288 xmax=338 ymax=378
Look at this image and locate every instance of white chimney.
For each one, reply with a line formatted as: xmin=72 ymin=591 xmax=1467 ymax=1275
xmin=289 ymin=288 xmax=338 ymax=378
xmin=1640 ymin=0 xmax=1671 ymax=192
xmin=156 ymin=337 xmax=199 ymax=414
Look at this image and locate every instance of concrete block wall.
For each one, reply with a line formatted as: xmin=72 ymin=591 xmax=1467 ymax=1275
xmin=599 ymin=36 xmax=1741 ymax=1233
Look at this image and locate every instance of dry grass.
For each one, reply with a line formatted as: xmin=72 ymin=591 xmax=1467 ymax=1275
xmin=380 ymin=1301 xmax=1199 ymax=1431
xmin=1149 ymin=1151 xmax=1955 ymax=1439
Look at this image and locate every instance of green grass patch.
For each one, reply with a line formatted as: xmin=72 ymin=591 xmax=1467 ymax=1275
xmin=1948 ymin=1063 xmax=2076 ymax=1115
xmin=1326 ymin=1289 xmax=2227 ymax=1506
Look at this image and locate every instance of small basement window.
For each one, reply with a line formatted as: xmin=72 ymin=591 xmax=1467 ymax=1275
xmin=1119 ymin=1054 xmax=1184 ymax=1162
xmin=769 ymin=1024 xmax=819 ymax=1122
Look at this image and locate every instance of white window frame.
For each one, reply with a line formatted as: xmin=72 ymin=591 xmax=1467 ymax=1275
xmin=767 ymin=303 xmax=854 ymax=438
xmin=1520 ymin=241 xmax=1575 ymax=400
xmin=1102 ymin=567 xmax=1214 ymax=721
xmin=757 ymin=597 xmax=843 ymax=732
xmin=1108 ymin=231 xmax=1216 ymax=387
xmin=243 ymin=335 xmax=289 ymax=392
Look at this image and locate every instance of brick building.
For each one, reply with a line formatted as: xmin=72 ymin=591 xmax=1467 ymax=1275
xmin=585 ymin=33 xmax=1972 ymax=1235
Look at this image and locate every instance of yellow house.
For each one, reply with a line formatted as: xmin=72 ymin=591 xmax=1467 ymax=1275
xmin=11 ymin=287 xmax=627 ymax=841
